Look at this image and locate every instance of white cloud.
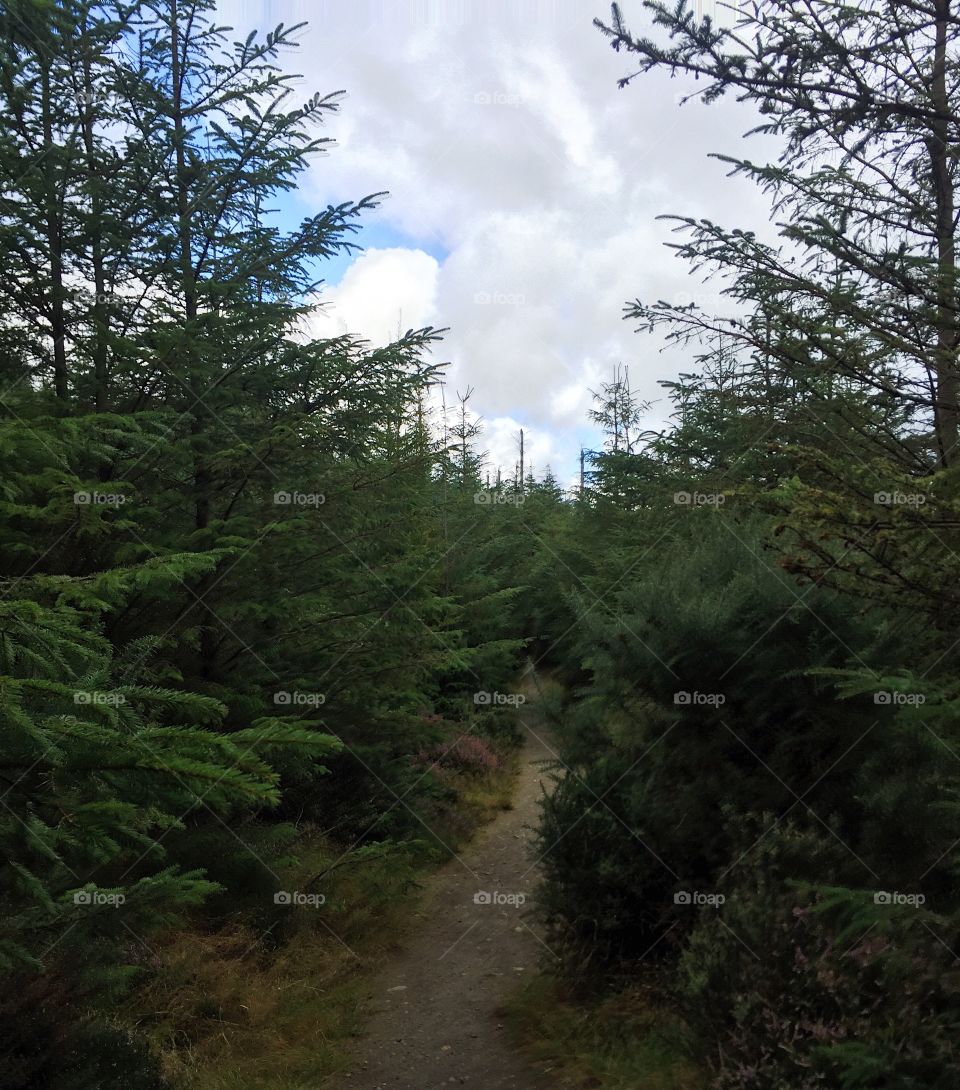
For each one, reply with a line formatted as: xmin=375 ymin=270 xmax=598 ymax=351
xmin=482 ymin=415 xmax=566 ymax=486
xmin=306 ymin=247 xmax=440 ymax=345
xmin=221 ymin=0 xmax=781 ymax=478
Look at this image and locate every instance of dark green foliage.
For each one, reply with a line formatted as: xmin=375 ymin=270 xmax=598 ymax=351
xmin=536 ymin=521 xmax=939 ymax=950
xmin=677 ymin=822 xmax=960 ymax=1090
xmin=4 ymin=1 xmax=958 ymax=1087
xmin=0 ymin=0 xmax=542 ymax=1075
xmin=537 ymin=503 xmax=960 ymax=1088
xmin=0 ymin=1001 xmax=170 ymax=1090
xmin=532 ymin=4 xmax=960 ymax=1087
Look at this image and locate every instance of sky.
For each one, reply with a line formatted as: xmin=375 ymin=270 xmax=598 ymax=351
xmin=219 ymin=0 xmax=780 ymax=489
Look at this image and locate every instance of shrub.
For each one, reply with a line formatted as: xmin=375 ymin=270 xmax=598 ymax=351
xmin=537 ymin=522 xmax=892 ymax=959
xmin=677 ymin=823 xmax=960 ymax=1090
xmin=419 ymin=732 xmax=502 ymax=774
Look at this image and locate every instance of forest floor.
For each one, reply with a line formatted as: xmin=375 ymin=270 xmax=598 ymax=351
xmin=335 ymin=673 xmax=559 ymax=1090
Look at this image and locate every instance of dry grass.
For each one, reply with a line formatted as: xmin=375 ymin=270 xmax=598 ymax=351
xmin=137 ymin=923 xmax=364 ymax=1089
xmin=130 ymin=760 xmax=522 ymax=1089
xmin=501 ymin=973 xmax=706 ymax=1090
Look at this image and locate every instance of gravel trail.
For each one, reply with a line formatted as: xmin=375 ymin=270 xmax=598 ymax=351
xmin=339 ymin=682 xmax=557 ymax=1090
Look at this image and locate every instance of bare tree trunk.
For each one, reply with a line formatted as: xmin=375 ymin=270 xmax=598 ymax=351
xmin=79 ymin=44 xmax=108 ymax=411
xmin=41 ymin=63 xmax=68 ymax=401
xmin=519 ymin=428 xmax=524 ymax=492
xmin=171 ymin=0 xmax=215 ymax=678
xmin=931 ymin=0 xmax=958 ymax=465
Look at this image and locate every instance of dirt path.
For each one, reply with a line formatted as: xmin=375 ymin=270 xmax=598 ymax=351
xmin=339 ymin=684 xmax=557 ymax=1090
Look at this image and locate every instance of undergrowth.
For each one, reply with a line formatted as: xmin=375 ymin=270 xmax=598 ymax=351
xmin=129 ymin=753 xmax=521 ymax=1088
xmin=501 ymin=972 xmax=705 ymax=1090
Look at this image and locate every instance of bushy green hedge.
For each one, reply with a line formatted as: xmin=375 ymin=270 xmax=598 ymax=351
xmin=536 ymin=519 xmax=960 ymax=1086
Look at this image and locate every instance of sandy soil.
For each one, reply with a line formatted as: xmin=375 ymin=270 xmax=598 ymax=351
xmin=337 ymin=686 xmax=558 ymax=1090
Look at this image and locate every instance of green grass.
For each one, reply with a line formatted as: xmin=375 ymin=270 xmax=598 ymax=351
xmin=130 ymin=759 xmax=522 ymax=1089
xmin=501 ymin=972 xmax=706 ymax=1090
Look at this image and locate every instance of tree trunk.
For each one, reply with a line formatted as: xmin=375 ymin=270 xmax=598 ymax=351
xmin=79 ymin=45 xmax=109 ymax=411
xmin=41 ymin=62 xmax=68 ymax=401
xmin=931 ymin=0 xmax=958 ymax=466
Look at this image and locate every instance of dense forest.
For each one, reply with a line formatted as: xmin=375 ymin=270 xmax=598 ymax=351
xmin=1 ymin=0 xmax=959 ymax=1088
